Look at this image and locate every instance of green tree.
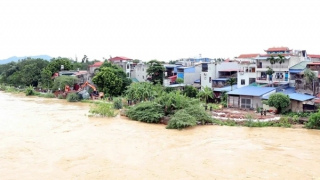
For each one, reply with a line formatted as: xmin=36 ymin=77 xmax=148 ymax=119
xmin=92 ymin=67 xmax=124 ymax=96
xmin=40 ymin=57 xmax=72 ymax=87
xmin=267 ymin=55 xmax=278 ymax=68
xmin=197 ymin=86 xmax=213 ymax=104
xmin=305 ymin=110 xmax=320 ymax=129
xmin=303 ymin=68 xmax=317 ymax=84
xmin=176 ymin=78 xmax=184 ymax=84
xmin=277 ymin=54 xmax=285 ymax=70
xmin=267 ymin=93 xmax=290 ymax=114
xmin=226 ymin=77 xmax=236 ymax=91
xmin=52 ymin=76 xmax=77 ymax=91
xmin=98 ymin=62 xmax=132 ymax=92
xmin=182 ymin=85 xmax=198 ymax=98
xmin=266 ymin=66 xmax=275 ymax=83
xmin=147 ymin=60 xmax=165 ymax=85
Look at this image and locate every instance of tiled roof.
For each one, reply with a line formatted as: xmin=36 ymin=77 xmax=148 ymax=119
xmin=265 ymin=47 xmax=291 ymax=52
xmin=89 ymin=62 xmax=103 ymax=67
xmin=308 ymin=54 xmax=320 ymax=58
xmin=109 ymin=56 xmax=132 ymax=61
xmin=227 ymin=86 xmax=275 ymax=96
xmin=238 ymin=54 xmax=259 ymax=58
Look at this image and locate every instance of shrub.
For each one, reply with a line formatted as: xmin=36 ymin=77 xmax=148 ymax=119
xmin=166 ymin=109 xmax=197 ymax=129
xmin=38 ymin=93 xmax=56 ymax=98
xmin=89 ymin=103 xmax=117 ymax=117
xmin=0 ymin=84 xmax=7 ymax=91
xmin=184 ymin=105 xmax=213 ymax=125
xmin=25 ymin=86 xmax=39 ymax=96
xmin=267 ymin=93 xmax=290 ymax=114
xmin=126 ymin=101 xmax=164 ymax=123
xmin=66 ymin=93 xmax=80 ymax=102
xmin=305 ymin=110 xmax=320 ymax=129
xmin=113 ymin=98 xmax=123 ymax=109
xmin=58 ymin=94 xmax=65 ymax=99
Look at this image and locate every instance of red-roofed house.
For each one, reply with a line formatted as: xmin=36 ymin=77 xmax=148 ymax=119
xmin=88 ymin=61 xmax=103 ymax=73
xmin=237 ymin=54 xmax=260 ymax=59
xmin=109 ymin=56 xmax=133 ymax=77
xmin=308 ymin=54 xmax=320 ymax=61
xmin=264 ymin=47 xmax=292 ymax=54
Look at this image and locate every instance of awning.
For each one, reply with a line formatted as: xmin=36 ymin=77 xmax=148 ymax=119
xmin=194 ymin=79 xmax=200 ymax=83
xmin=289 ymin=69 xmax=303 ymax=73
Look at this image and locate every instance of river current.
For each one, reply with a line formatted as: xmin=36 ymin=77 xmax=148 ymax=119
xmin=1 ymin=92 xmax=320 ymax=180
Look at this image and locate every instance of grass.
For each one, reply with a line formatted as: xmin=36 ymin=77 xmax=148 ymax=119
xmin=89 ymin=102 xmax=117 ymax=117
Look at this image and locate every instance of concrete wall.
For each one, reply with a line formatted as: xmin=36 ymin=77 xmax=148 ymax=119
xmin=131 ymin=63 xmax=148 ymax=82
xmin=290 ymin=100 xmax=303 ymax=112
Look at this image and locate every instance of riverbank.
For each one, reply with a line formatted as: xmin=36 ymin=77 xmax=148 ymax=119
xmin=1 ymin=91 xmax=320 ymax=180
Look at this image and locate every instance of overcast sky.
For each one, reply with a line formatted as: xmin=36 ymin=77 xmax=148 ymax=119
xmin=0 ymin=0 xmax=319 ymax=61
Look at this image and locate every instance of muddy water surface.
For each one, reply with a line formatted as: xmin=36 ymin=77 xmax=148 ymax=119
xmin=1 ymin=92 xmax=320 ymax=180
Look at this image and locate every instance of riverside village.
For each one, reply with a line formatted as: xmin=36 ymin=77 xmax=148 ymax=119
xmin=1 ymin=46 xmax=320 ymax=129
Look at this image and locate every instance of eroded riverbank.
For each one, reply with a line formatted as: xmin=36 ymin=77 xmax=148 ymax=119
xmin=1 ymin=92 xmax=320 ymax=180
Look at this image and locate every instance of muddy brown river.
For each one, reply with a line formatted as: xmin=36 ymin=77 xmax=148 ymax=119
xmin=1 ymin=92 xmax=320 ymax=180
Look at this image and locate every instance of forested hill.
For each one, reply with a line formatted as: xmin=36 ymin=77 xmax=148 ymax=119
xmin=0 ymin=55 xmax=52 ymax=64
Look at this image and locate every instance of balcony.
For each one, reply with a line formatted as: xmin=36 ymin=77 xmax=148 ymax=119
xmin=202 ymin=68 xmax=208 ymax=72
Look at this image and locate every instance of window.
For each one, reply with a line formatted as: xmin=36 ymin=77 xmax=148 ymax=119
xmin=127 ymin=64 xmax=129 ymax=69
xmin=241 ymin=79 xmax=245 ymax=85
xmin=127 ymin=72 xmax=130 ymax=77
xmin=241 ymin=98 xmax=251 ymax=109
xmin=249 ymin=78 xmax=255 ymax=84
xmin=142 ymin=76 xmax=144 ymax=79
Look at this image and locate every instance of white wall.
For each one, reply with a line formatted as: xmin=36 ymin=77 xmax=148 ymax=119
xmin=131 ymin=63 xmax=148 ymax=82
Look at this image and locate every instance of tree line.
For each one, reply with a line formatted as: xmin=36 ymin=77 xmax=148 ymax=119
xmin=0 ymin=57 xmax=97 ymax=88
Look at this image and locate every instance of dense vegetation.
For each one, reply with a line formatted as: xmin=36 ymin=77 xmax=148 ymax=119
xmin=0 ymin=57 xmax=96 ymax=88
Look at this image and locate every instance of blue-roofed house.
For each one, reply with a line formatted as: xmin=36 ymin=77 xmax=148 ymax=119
xmin=200 ymin=61 xmax=239 ymax=90
xmin=163 ymin=64 xmax=182 ymax=86
xmin=176 ymin=66 xmax=202 ymax=85
xmin=262 ymin=90 xmax=315 ymax=112
xmin=227 ymin=86 xmax=276 ymax=109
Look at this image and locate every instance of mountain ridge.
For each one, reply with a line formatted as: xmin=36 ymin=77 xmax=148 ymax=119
xmin=0 ymin=55 xmax=52 ymax=64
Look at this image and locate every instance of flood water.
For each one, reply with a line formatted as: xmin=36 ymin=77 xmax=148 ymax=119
xmin=1 ymin=92 xmax=320 ymax=180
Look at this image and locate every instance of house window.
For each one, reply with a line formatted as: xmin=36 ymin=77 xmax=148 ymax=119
xmin=241 ymin=79 xmax=245 ymax=85
xmin=241 ymin=98 xmax=251 ymax=109
xmin=127 ymin=64 xmax=129 ymax=69
xmin=142 ymin=76 xmax=144 ymax=79
xmin=127 ymin=72 xmax=130 ymax=77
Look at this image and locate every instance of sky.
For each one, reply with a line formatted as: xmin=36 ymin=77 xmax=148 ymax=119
xmin=0 ymin=0 xmax=319 ymax=62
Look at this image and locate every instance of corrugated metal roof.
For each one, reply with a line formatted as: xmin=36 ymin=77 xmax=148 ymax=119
xmin=214 ymin=85 xmax=238 ymax=92
xmin=227 ymin=86 xmax=275 ymax=96
xmin=289 ymin=61 xmax=309 ymax=70
xmin=289 ymin=93 xmax=314 ymax=101
xmin=262 ymin=91 xmax=314 ymax=102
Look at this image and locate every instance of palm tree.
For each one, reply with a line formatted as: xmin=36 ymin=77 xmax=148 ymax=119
xmin=226 ymin=77 xmax=236 ymax=91
xmin=267 ymin=55 xmax=278 ymax=68
xmin=277 ymin=54 xmax=285 ymax=70
xmin=197 ymin=86 xmax=213 ymax=105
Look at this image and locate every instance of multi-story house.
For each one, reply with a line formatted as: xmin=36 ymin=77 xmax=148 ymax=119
xmin=238 ymin=47 xmax=308 ymax=88
xmin=308 ymin=54 xmax=320 ymax=62
xmin=131 ymin=62 xmax=149 ymax=82
xmin=237 ymin=60 xmax=256 ymax=88
xmin=109 ymin=56 xmax=133 ymax=77
xmin=88 ymin=61 xmax=103 ymax=74
xmin=200 ymin=61 xmax=239 ymax=89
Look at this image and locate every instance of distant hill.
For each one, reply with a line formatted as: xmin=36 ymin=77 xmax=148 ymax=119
xmin=0 ymin=55 xmax=52 ymax=64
